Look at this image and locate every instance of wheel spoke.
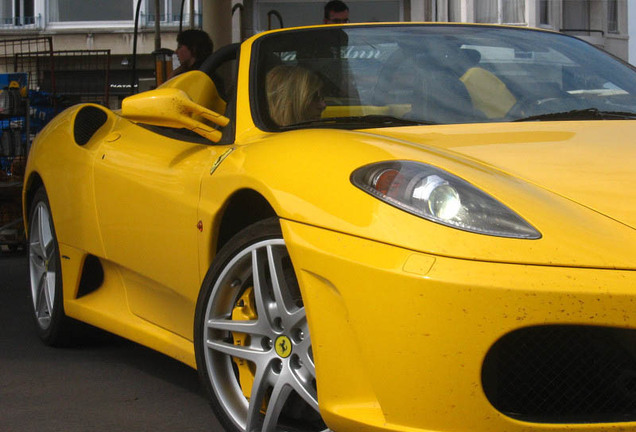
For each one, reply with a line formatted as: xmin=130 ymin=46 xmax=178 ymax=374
xmin=30 ymin=255 xmax=45 ymax=307
xmin=44 ymin=238 xmax=56 ymax=263
xmin=267 ymin=245 xmax=307 ymax=332
xmin=284 ymin=307 xmax=306 ymax=334
xmin=36 ymin=274 xmax=50 ymax=318
xmin=302 ymin=351 xmax=316 ymax=377
xmin=251 ymin=249 xmax=273 ymax=327
xmin=36 ymin=207 xmax=52 ymax=260
xmin=30 ymin=238 xmax=46 ymax=264
xmin=288 ymin=367 xmax=320 ymax=412
xmin=44 ymin=268 xmax=56 ymax=316
xmin=245 ymin=361 xmax=276 ymax=432
xmin=207 ymin=317 xmax=265 ymax=336
xmin=31 ymin=207 xmax=47 ymax=261
xmin=266 ymin=245 xmax=290 ymax=315
xmin=261 ymin=377 xmax=293 ymax=432
xmin=297 ymin=333 xmax=316 ymax=377
xmin=206 ymin=338 xmax=267 ymax=363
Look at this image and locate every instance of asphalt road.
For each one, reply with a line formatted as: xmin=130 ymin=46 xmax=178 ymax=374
xmin=0 ymin=250 xmax=224 ymax=431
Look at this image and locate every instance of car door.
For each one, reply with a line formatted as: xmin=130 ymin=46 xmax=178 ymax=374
xmin=92 ymin=119 xmax=227 ymax=340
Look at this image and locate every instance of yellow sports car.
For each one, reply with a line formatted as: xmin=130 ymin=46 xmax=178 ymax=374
xmin=23 ymin=23 xmax=636 ymax=432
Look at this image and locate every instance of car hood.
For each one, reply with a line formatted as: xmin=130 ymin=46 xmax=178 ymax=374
xmin=368 ymin=121 xmax=636 ymax=230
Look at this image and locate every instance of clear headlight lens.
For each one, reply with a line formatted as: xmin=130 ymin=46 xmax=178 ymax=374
xmin=351 ymin=161 xmax=541 ymax=239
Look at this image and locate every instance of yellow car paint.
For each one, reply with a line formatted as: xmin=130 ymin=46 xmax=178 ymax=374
xmin=283 ymin=218 xmax=636 ymax=432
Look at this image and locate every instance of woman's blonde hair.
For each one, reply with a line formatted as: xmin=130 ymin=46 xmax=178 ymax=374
xmin=266 ymin=65 xmax=323 ymax=126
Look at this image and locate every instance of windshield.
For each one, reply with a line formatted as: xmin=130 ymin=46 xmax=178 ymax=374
xmin=253 ymin=24 xmax=636 ymax=129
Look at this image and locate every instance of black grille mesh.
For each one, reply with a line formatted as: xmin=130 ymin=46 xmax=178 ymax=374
xmin=74 ymin=105 xmax=107 ymax=145
xmin=482 ymin=326 xmax=636 ymax=423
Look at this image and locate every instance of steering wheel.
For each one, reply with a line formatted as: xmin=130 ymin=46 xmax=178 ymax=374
xmin=507 ymin=94 xmax=578 ymax=119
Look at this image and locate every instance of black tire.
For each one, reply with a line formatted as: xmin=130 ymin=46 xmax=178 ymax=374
xmin=28 ymin=187 xmax=75 ymax=346
xmin=194 ymin=218 xmax=327 ymax=432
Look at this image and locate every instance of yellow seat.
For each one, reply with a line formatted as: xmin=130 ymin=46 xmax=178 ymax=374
xmin=460 ymin=67 xmax=516 ymax=118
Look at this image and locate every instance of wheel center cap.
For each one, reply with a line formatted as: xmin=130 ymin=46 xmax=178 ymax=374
xmin=275 ymin=335 xmax=292 ymax=358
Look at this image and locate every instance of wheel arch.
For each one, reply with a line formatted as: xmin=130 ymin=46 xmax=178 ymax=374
xmin=22 ymin=171 xmax=45 ymax=231
xmin=214 ymin=188 xmax=278 ymax=254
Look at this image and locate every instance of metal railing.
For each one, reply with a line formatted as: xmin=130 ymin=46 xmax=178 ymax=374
xmin=16 ymin=49 xmax=111 ymax=105
xmin=0 ymin=14 xmax=42 ymax=29
xmin=560 ymin=28 xmax=605 ymax=36
xmin=0 ymin=37 xmax=53 ymax=91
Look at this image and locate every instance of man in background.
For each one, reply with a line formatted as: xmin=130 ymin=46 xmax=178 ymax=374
xmin=324 ymin=0 xmax=349 ymax=24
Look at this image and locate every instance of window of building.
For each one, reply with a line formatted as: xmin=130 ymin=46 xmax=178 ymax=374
xmin=147 ymin=0 xmax=186 ymax=24
xmin=46 ymin=0 xmax=199 ymax=26
xmin=48 ymin=0 xmax=132 ymax=22
xmin=256 ymin=0 xmax=402 ymax=30
xmin=562 ymin=0 xmax=589 ymax=32
xmin=0 ymin=0 xmax=34 ymax=25
xmin=539 ymin=0 xmax=550 ymax=25
xmin=608 ymin=0 xmax=618 ymax=33
xmin=474 ymin=0 xmax=525 ymax=24
xmin=448 ymin=0 xmax=461 ymax=21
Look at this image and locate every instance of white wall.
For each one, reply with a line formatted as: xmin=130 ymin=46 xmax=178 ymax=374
xmin=630 ymin=0 xmax=636 ymax=64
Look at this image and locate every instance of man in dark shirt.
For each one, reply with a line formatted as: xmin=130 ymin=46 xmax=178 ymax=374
xmin=324 ymin=0 xmax=349 ymax=24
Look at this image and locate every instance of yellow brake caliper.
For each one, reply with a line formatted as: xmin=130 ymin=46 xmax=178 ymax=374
xmin=232 ymin=287 xmax=257 ymax=399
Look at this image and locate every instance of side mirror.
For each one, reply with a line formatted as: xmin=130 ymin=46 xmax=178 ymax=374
xmin=121 ymin=87 xmax=230 ymax=143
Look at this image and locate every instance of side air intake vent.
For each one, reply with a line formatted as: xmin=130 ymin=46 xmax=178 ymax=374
xmin=74 ymin=106 xmax=108 ymax=145
xmin=482 ymin=325 xmax=636 ymax=423
xmin=77 ymin=255 xmax=104 ymax=297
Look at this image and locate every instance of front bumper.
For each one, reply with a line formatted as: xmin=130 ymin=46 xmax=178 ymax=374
xmin=282 ymin=219 xmax=636 ymax=432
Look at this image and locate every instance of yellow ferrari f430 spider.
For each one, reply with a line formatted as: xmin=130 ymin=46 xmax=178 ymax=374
xmin=23 ymin=23 xmax=636 ymax=432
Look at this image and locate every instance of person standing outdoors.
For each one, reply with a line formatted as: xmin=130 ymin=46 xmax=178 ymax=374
xmin=323 ymin=0 xmax=349 ymax=24
xmin=169 ymin=29 xmax=214 ymax=78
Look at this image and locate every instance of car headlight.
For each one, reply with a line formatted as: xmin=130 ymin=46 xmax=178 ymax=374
xmin=351 ymin=161 xmax=541 ymax=239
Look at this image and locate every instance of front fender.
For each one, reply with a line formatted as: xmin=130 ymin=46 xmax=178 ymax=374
xmin=23 ymin=104 xmax=121 ymax=257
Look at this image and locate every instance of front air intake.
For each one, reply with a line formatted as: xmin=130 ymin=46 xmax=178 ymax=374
xmin=482 ymin=325 xmax=636 ymax=423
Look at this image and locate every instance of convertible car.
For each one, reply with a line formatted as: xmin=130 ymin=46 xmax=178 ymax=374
xmin=24 ymin=23 xmax=636 ymax=432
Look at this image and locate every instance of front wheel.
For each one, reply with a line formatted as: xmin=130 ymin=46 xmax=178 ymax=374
xmin=194 ymin=218 xmax=327 ymax=432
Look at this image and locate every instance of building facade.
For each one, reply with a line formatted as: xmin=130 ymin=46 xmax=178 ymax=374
xmin=242 ymin=0 xmax=629 ymax=60
xmin=0 ymin=0 xmax=202 ymax=106
xmin=0 ymin=0 xmax=629 ymax=106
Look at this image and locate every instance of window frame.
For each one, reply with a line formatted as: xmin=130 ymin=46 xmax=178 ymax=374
xmin=0 ymin=0 xmax=36 ymax=27
xmin=607 ymin=0 xmax=618 ymax=34
xmin=473 ymin=0 xmax=527 ymax=25
xmin=45 ymin=0 xmax=199 ymax=29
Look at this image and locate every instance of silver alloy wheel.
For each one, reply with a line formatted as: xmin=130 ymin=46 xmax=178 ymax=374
xmin=28 ymin=201 xmax=57 ymax=330
xmin=202 ymin=238 xmax=326 ymax=432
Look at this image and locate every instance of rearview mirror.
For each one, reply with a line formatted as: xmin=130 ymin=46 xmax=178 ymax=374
xmin=121 ymin=87 xmax=230 ymax=143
